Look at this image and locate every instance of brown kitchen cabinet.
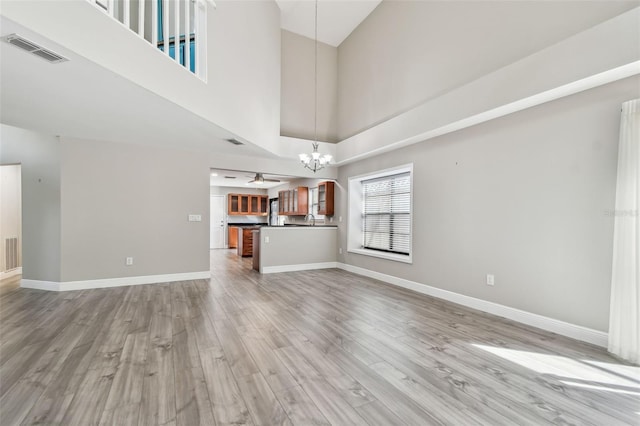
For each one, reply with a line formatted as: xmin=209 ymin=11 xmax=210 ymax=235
xmin=278 ymin=187 xmax=308 ymax=215
xmin=237 ymin=227 xmax=256 ymax=257
xmin=228 ymin=226 xmax=239 ymax=248
xmin=228 ymin=194 xmax=268 ymax=216
xmin=250 ymin=195 xmax=268 ymax=215
xmin=317 ymin=181 xmax=335 ymax=216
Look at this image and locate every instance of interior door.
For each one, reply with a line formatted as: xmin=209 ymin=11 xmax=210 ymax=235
xmin=210 ymin=195 xmax=225 ymax=249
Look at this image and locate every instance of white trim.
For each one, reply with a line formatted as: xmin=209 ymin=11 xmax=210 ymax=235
xmin=335 ymin=62 xmax=640 ymax=167
xmin=20 ymin=279 xmax=58 ymax=291
xmin=261 ymin=262 xmax=338 ymax=274
xmin=0 ymin=267 xmax=22 ymax=280
xmin=348 ymin=164 xmax=414 ymax=264
xmin=20 ymin=271 xmax=211 ymax=292
xmin=337 ymin=263 xmax=608 ymax=347
xmin=348 ymin=248 xmax=412 ymax=264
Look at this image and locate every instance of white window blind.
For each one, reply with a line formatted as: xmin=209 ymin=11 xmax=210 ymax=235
xmin=362 ymin=171 xmax=411 ymax=255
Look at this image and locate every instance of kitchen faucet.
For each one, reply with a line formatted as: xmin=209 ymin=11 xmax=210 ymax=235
xmin=304 ymin=214 xmax=316 ymax=226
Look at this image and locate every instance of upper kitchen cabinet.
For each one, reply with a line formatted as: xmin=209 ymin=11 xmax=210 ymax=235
xmin=317 ymin=181 xmax=335 ymax=216
xmin=228 ymin=194 xmax=268 ymax=216
xmin=250 ymin=195 xmax=268 ymax=215
xmin=278 ymin=187 xmax=308 ymax=216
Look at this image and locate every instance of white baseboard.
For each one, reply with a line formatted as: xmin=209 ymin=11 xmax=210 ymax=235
xmin=261 ymin=262 xmax=338 ymax=274
xmin=337 ymin=263 xmax=608 ymax=348
xmin=0 ymin=267 xmax=22 ymax=280
xmin=20 ymin=271 xmax=211 ymax=292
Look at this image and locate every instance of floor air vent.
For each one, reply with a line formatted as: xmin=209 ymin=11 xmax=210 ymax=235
xmin=5 ymin=238 xmax=18 ymax=271
xmin=2 ymin=34 xmax=68 ymax=64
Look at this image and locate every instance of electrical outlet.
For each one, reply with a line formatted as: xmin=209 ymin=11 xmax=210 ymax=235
xmin=486 ymin=274 xmax=494 ymax=286
xmin=339 ymin=216 xmax=343 ymax=222
xmin=339 ymin=248 xmax=342 ymax=254
xmin=264 ymin=236 xmax=270 ymax=244
xmin=126 ymin=257 xmax=134 ymax=266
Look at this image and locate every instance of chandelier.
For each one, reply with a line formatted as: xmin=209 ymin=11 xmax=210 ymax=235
xmin=299 ymin=0 xmax=331 ymax=173
xmin=299 ymin=142 xmax=332 ymax=173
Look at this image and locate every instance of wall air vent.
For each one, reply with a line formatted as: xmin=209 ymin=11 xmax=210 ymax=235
xmin=1 ymin=34 xmax=68 ymax=64
xmin=226 ymin=138 xmax=244 ymax=146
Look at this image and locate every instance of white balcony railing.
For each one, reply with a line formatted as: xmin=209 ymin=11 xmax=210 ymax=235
xmin=87 ymin=0 xmax=211 ymax=79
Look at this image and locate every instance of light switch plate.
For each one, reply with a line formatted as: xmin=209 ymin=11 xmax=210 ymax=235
xmin=486 ymin=274 xmax=495 ymax=286
xmin=188 ymin=214 xmax=202 ymax=222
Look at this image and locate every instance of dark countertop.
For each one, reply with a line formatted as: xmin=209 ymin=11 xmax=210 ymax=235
xmin=228 ymin=223 xmax=268 ymax=227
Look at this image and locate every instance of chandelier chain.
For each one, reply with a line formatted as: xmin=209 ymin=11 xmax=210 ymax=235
xmin=314 ymin=0 xmax=318 ymax=145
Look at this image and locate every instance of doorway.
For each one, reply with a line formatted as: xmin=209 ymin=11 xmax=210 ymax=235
xmin=210 ymin=195 xmax=226 ymax=249
xmin=0 ymin=164 xmax=22 ymax=293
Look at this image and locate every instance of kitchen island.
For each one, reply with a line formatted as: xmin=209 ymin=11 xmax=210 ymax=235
xmin=253 ymin=226 xmax=338 ymax=273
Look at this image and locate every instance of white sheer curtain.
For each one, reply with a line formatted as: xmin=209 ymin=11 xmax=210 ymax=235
xmin=608 ymin=99 xmax=640 ymax=365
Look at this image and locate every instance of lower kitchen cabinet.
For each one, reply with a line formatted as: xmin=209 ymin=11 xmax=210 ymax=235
xmin=237 ymin=227 xmax=256 ymax=257
xmin=228 ymin=226 xmax=239 ymax=248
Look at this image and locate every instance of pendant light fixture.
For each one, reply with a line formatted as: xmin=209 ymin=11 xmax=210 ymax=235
xmin=299 ymin=0 xmax=332 ymax=172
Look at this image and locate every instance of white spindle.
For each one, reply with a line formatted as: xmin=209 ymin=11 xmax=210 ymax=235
xmin=184 ymin=0 xmax=190 ymax=71
xmin=163 ymin=0 xmax=170 ymax=57
xmin=138 ymin=0 xmax=145 ymax=38
xmin=151 ymin=0 xmax=157 ymax=44
xmin=123 ymin=0 xmax=130 ymax=27
xmin=174 ymin=0 xmax=180 ymax=63
xmin=194 ymin=0 xmax=201 ymax=76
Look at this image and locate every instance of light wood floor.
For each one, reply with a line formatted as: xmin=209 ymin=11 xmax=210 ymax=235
xmin=1 ymin=250 xmax=638 ymax=425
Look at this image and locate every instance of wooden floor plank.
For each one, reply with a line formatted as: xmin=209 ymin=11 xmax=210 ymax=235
xmin=275 ymin=385 xmax=330 ymax=426
xmin=139 ymin=285 xmax=176 ymax=426
xmin=0 ymin=249 xmax=636 ymax=426
xmin=99 ymin=331 xmax=148 ymax=425
xmin=200 ymin=348 xmax=254 ymax=426
xmin=171 ymin=286 xmax=216 ymax=426
xmin=236 ymin=372 xmax=291 ymax=426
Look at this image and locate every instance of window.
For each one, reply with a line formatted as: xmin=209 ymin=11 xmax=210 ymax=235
xmin=348 ymin=164 xmax=413 ymax=263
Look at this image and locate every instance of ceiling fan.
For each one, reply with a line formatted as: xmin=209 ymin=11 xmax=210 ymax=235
xmin=248 ymin=173 xmax=281 ymax=184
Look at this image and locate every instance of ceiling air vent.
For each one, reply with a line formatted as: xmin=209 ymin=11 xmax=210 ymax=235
xmin=1 ymin=34 xmax=68 ymax=64
xmin=224 ymin=176 xmax=237 ymax=179
xmin=225 ymin=138 xmax=244 ymax=146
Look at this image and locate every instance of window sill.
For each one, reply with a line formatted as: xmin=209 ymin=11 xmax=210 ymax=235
xmin=348 ymin=248 xmax=412 ymax=264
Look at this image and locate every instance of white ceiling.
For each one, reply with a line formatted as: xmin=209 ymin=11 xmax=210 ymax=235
xmin=276 ymin=0 xmax=381 ymax=47
xmin=0 ymin=17 xmax=272 ymax=158
xmin=210 ymin=169 xmax=291 ymax=189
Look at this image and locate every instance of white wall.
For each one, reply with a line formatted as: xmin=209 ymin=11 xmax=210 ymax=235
xmin=336 ymin=77 xmax=639 ymax=332
xmin=0 ymin=124 xmax=61 ymax=282
xmin=60 ymin=137 xmax=210 ymax=281
xmin=281 ymin=30 xmax=338 ymax=142
xmin=0 ymin=164 xmax=22 ymax=272
xmin=260 ymin=227 xmax=337 ymax=271
xmin=337 ymin=1 xmax=639 ymax=140
xmin=1 ymin=0 xmax=282 ymax=155
xmin=210 ymin=186 xmax=268 ymax=197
